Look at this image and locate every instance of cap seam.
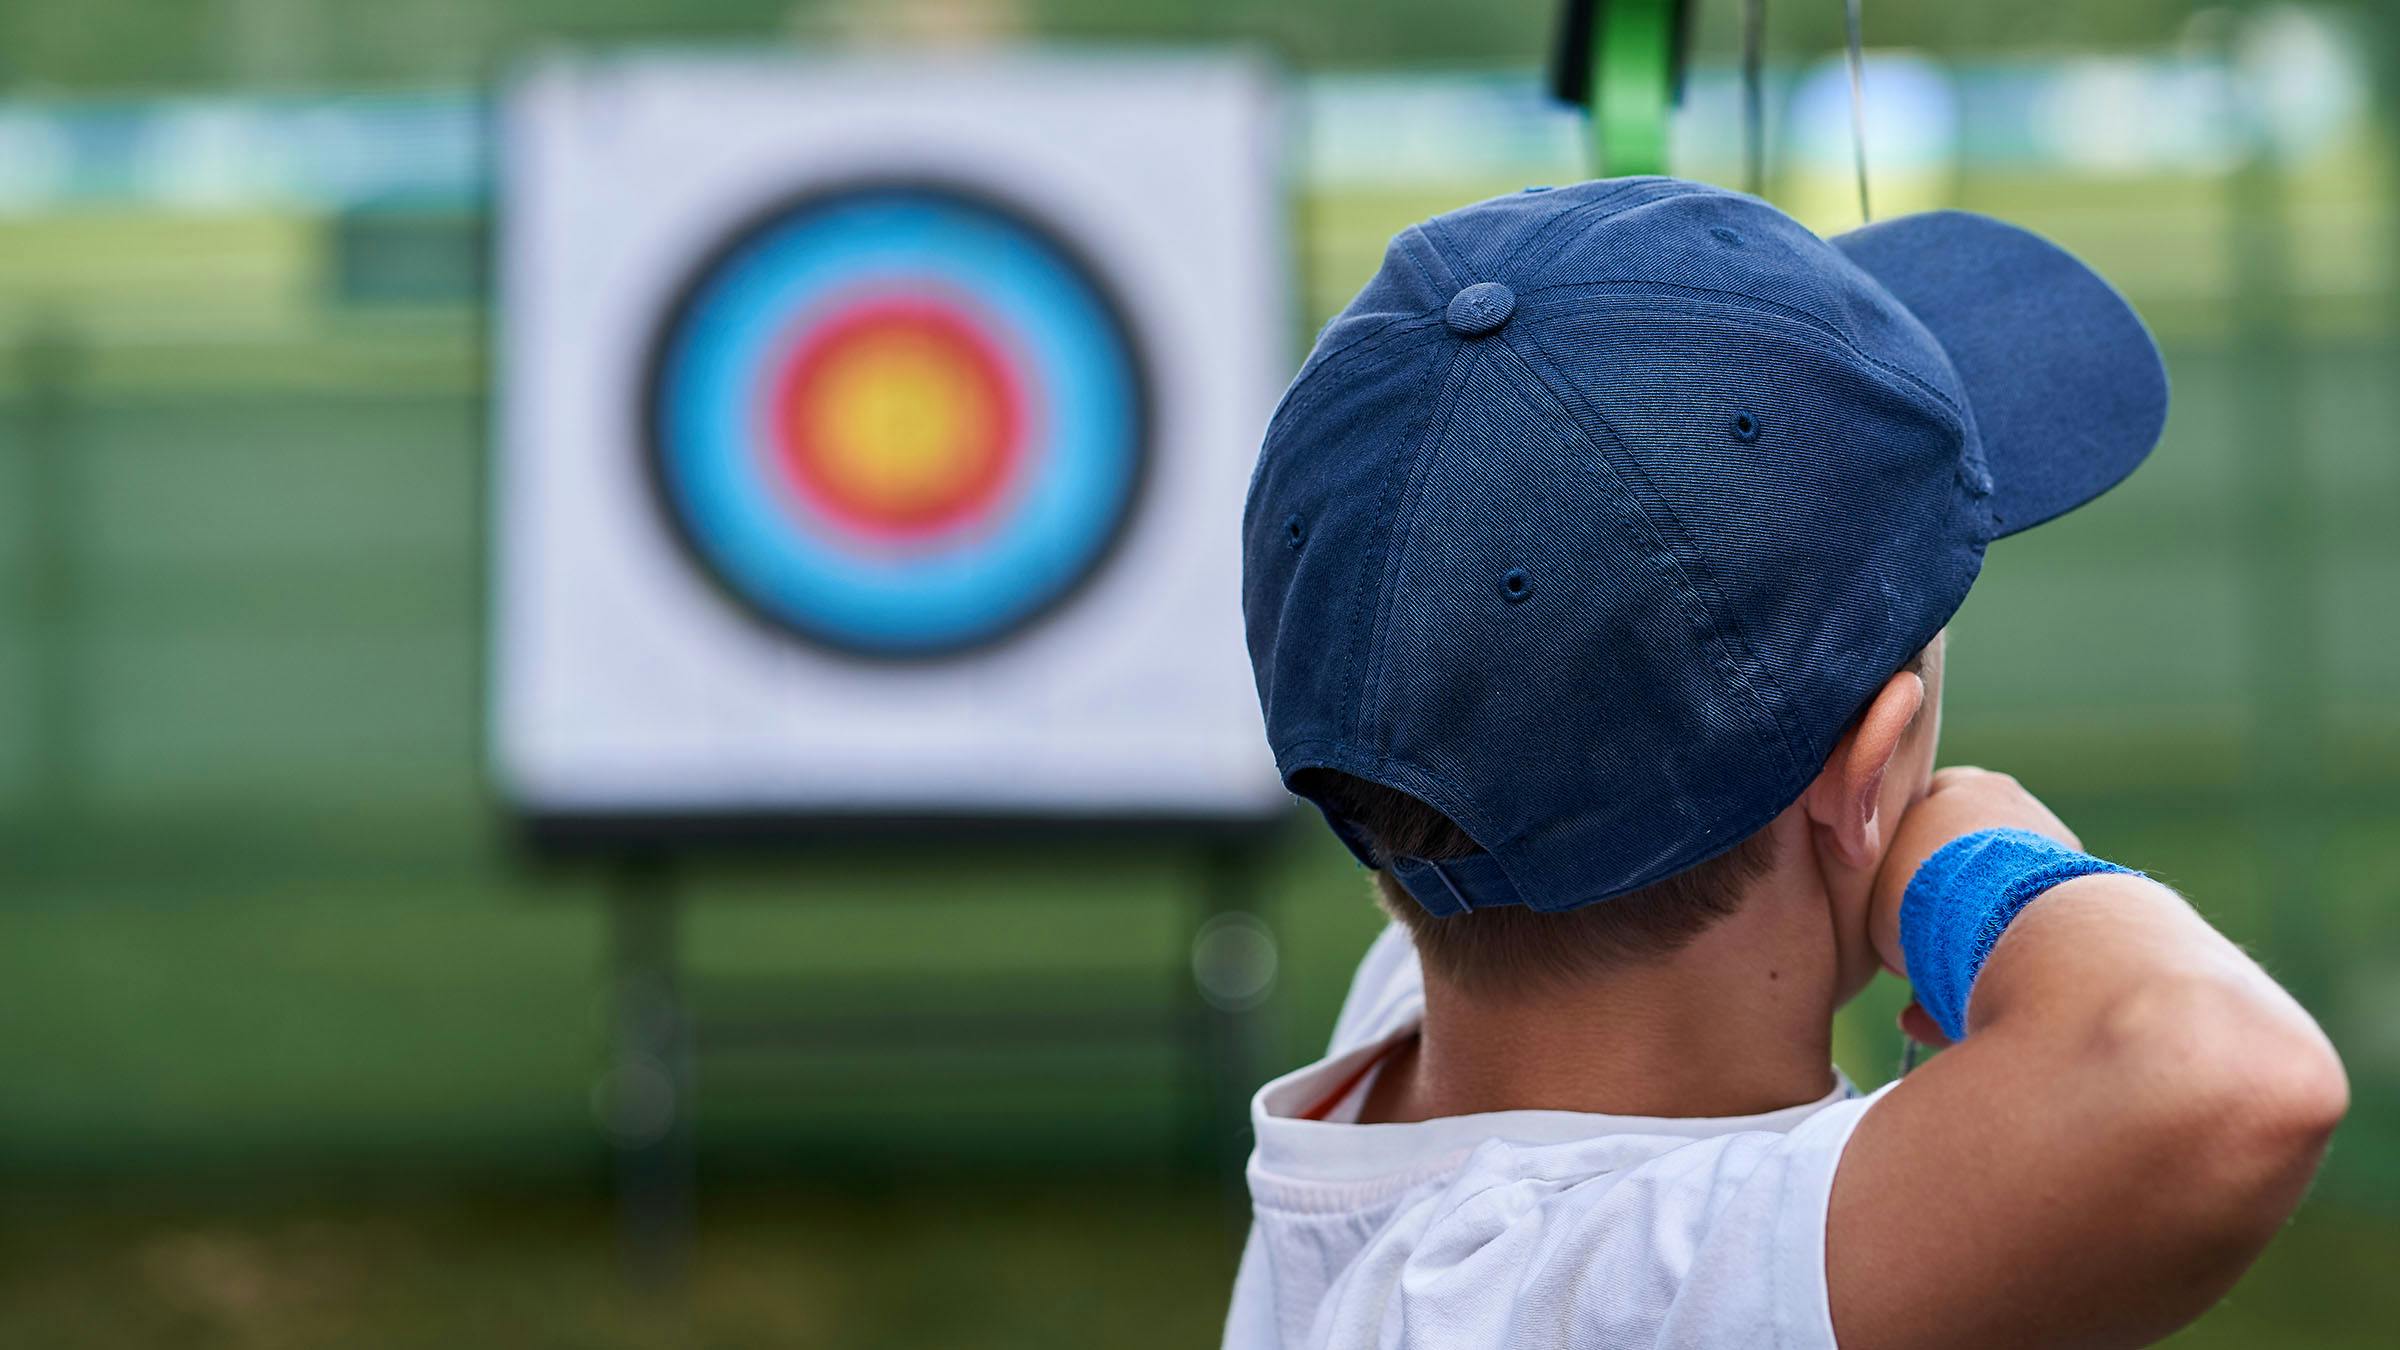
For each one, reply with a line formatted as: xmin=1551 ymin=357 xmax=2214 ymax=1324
xmin=1394 ymin=223 xmax=1460 ymax=294
xmin=1242 ymin=319 xmax=1455 ymax=543
xmin=1354 ymin=344 xmax=1478 ymax=745
xmin=1488 ymin=335 xmax=1811 ymax=792
xmin=1264 ymin=317 xmax=1451 ymax=437
xmin=1417 ymin=216 xmax=1472 ymax=282
xmin=1514 ymin=278 xmax=1971 ymax=432
xmin=1512 ymin=177 xmax=1699 ymax=276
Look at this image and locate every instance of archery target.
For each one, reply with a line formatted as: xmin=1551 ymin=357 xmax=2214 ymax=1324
xmin=491 ymin=54 xmax=1290 ymax=828
xmin=646 ymin=186 xmax=1149 ymax=657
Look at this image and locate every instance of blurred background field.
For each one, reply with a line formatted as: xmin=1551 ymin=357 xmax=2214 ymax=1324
xmin=2 ymin=1 xmax=2398 ymax=1346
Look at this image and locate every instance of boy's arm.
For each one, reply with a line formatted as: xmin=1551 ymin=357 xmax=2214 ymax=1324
xmin=1825 ymin=768 xmax=2348 ymax=1350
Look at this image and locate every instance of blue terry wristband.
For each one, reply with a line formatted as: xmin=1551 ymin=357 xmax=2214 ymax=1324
xmin=1899 ymin=828 xmax=2134 ymax=1042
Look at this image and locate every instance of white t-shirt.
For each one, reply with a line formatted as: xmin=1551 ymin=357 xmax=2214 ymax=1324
xmin=1222 ymin=923 xmax=1893 ymax=1350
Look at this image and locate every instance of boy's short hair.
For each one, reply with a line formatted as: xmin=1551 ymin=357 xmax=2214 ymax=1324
xmin=1297 ymin=768 xmax=1776 ymax=996
xmin=1302 ymin=646 xmax=1931 ymax=996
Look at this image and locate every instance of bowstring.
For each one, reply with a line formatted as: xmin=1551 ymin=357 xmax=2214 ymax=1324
xmin=1843 ymin=0 xmax=1871 ymax=223
xmin=1741 ymin=0 xmax=1766 ymax=196
xmin=1843 ymin=0 xmax=1908 ymax=1080
xmin=1741 ymin=2 xmax=1905 ymax=1080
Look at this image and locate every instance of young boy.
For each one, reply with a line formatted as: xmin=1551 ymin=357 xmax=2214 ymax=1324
xmin=1226 ymin=179 xmax=2346 ymax=1349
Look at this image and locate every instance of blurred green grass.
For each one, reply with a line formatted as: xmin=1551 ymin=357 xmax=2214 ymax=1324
xmin=0 ymin=1179 xmax=2393 ymax=1349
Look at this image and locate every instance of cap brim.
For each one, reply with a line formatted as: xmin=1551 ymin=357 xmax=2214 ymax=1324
xmin=1834 ymin=211 xmax=2168 ymax=537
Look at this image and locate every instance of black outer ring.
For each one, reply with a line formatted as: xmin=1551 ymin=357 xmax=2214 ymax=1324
xmin=637 ymin=177 xmax=1156 ymax=663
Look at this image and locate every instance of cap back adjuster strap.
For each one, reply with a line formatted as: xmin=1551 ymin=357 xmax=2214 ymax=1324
xmin=1389 ymin=852 xmax=1527 ymax=917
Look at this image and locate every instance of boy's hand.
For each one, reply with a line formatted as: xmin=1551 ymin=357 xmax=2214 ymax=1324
xmin=1867 ymin=766 xmax=2080 ymax=979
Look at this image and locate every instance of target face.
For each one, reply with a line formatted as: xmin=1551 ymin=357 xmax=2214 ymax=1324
xmin=644 ymin=184 xmax=1150 ymax=657
xmin=495 ymin=55 xmax=1289 ymax=827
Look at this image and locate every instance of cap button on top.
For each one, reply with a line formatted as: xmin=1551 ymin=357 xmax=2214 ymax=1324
xmin=1445 ymin=281 xmax=1515 ymax=337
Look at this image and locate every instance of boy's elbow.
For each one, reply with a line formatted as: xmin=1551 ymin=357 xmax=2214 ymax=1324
xmin=2207 ymin=1036 xmax=2348 ymax=1213
xmin=2241 ymin=1029 xmax=2350 ymax=1150
xmin=2105 ymin=973 xmax=2347 ymax=1221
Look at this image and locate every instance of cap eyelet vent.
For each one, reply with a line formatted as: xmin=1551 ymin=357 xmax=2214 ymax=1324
xmin=1284 ymin=514 xmax=1306 ymax=549
xmin=1500 ymin=568 xmax=1533 ymax=602
xmin=1731 ymin=412 xmax=1760 ymax=442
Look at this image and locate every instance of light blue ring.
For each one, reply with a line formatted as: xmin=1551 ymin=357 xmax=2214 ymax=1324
xmin=652 ymin=190 xmax=1143 ymax=654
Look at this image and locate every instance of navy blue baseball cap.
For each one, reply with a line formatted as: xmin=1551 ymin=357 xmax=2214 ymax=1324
xmin=1241 ymin=177 xmax=2167 ymax=917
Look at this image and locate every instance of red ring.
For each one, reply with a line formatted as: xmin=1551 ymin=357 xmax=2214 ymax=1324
xmin=767 ymin=295 xmax=1026 ymax=543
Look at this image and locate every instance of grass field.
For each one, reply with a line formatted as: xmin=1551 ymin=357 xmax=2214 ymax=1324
xmin=1 ymin=1179 xmax=2396 ymax=1349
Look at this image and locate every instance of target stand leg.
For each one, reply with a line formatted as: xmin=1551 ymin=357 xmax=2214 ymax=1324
xmin=605 ymin=853 xmax=694 ymax=1289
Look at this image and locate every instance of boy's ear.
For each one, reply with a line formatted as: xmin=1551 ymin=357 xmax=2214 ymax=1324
xmin=1803 ymin=670 xmax=1926 ymax=869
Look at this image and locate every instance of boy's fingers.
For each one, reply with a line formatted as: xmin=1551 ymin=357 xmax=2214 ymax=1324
xmin=1898 ymin=1001 xmax=1953 ymax=1050
xmin=1869 ymin=767 xmax=2084 ymax=949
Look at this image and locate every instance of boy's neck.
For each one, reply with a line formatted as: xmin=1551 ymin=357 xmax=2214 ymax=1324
xmin=1365 ymin=851 xmax=1846 ymax=1124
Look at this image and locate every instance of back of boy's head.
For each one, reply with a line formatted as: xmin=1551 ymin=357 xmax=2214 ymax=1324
xmin=1301 ymin=636 xmax=1932 ymax=995
xmin=1241 ymin=179 xmax=2166 ymax=950
xmin=1299 ymin=766 xmax=1776 ymax=995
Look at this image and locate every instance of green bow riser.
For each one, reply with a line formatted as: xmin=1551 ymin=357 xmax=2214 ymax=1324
xmin=1553 ymin=0 xmax=1693 ymax=177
